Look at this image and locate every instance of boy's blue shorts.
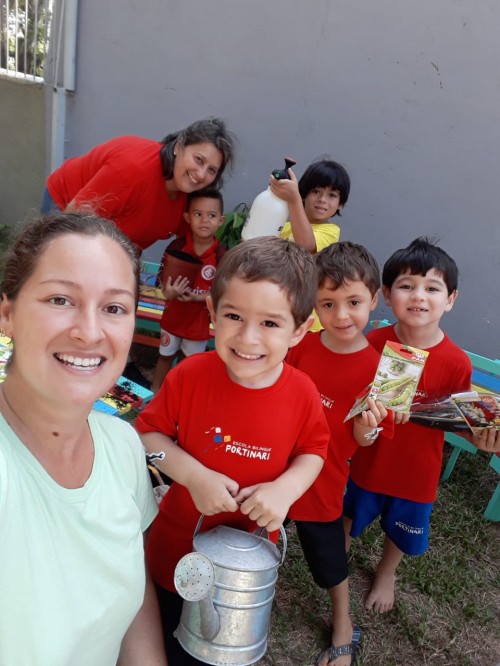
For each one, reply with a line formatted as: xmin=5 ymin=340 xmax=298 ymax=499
xmin=343 ymin=478 xmax=433 ymax=556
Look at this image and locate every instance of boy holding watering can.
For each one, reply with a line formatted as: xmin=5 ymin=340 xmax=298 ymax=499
xmin=136 ymin=237 xmax=330 ymax=664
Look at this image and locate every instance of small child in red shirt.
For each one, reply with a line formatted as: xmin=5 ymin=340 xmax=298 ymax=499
xmin=344 ymin=237 xmax=500 ymax=615
xmin=152 ymin=188 xmax=226 ymax=392
xmin=287 ymin=242 xmax=389 ymax=666
xmin=136 ymin=237 xmax=330 ymax=665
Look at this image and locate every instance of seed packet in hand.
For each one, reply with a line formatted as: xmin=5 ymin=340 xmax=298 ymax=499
xmin=451 ymin=393 xmax=500 ymax=435
xmin=345 ymin=341 xmax=429 ymax=420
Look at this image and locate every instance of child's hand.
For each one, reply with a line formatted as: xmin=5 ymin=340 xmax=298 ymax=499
xmin=353 ymin=398 xmax=387 ymax=447
xmin=176 ymin=289 xmax=194 ymax=302
xmin=268 ymin=169 xmax=301 ymax=204
xmin=393 ymin=411 xmax=411 ymax=425
xmin=161 ymin=275 xmax=190 ymax=300
xmin=235 ymin=482 xmax=288 ymax=532
xmin=177 ymin=290 xmax=205 ymax=303
xmin=185 ymin=469 xmax=240 ymax=516
xmin=468 ymin=427 xmax=500 ymax=453
xmin=356 ymin=398 xmax=388 ymax=427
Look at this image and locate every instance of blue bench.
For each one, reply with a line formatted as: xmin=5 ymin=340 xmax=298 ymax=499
xmin=370 ymin=319 xmax=500 ymax=522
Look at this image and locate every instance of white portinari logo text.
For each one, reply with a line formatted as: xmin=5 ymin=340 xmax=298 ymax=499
xmin=395 ymin=521 xmax=424 ymax=535
xmin=320 ymin=393 xmax=334 ymax=409
xmin=225 ymin=442 xmax=271 ymax=460
xmin=204 ymin=427 xmax=271 ymax=460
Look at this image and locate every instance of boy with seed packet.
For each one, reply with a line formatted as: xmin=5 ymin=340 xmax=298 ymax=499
xmin=286 ymin=241 xmax=392 ymax=666
xmin=136 ymin=237 xmax=330 ymax=664
xmin=344 ymin=237 xmax=500 ymax=614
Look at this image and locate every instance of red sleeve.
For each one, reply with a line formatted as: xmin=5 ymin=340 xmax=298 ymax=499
xmin=135 ymin=367 xmax=181 ymax=438
xmin=289 ymin=371 xmax=330 ymax=461
xmin=71 ymin=163 xmax=137 ymax=220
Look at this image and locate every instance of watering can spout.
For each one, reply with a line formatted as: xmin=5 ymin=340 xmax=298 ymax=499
xmin=174 ymin=552 xmax=220 ymax=641
xmin=198 ymin=595 xmax=220 ymax=641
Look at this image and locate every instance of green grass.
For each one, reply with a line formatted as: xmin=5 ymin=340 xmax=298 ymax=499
xmin=258 ymin=448 xmax=499 ymax=666
xmin=132 ymin=345 xmax=499 ymax=665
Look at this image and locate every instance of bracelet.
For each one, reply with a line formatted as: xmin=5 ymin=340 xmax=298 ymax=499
xmin=146 ymin=451 xmax=166 ymax=465
xmin=363 ymin=427 xmax=383 ymax=442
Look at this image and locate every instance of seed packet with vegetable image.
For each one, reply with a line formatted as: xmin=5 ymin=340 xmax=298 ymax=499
xmin=345 ymin=341 xmax=429 ymax=420
xmin=451 ymin=393 xmax=500 ymax=435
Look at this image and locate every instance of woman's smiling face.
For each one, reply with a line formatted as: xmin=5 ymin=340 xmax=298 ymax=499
xmin=171 ymin=141 xmax=223 ymax=193
xmin=0 ymin=233 xmax=137 ymax=409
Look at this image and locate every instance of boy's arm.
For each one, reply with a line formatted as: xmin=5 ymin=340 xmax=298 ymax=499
xmin=352 ymin=398 xmax=388 ymax=447
xmin=234 ymin=453 xmax=324 ymax=532
xmin=352 ymin=398 xmax=407 ymax=446
xmin=140 ymin=431 xmax=239 ymax=515
xmin=269 ymin=171 xmax=317 ymax=252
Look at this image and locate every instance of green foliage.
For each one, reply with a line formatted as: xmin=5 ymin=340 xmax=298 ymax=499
xmin=216 ymin=202 xmax=249 ymax=249
xmin=0 ymin=0 xmax=52 ymax=78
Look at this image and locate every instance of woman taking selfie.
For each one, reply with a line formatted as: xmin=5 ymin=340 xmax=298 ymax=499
xmin=0 ymin=213 xmax=166 ymax=665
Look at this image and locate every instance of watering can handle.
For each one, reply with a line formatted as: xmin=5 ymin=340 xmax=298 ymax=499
xmin=193 ymin=515 xmax=288 ymax=566
xmin=255 ymin=525 xmax=288 ymax=567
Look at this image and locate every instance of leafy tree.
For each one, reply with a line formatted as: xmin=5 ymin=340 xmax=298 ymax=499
xmin=0 ymin=0 xmax=52 ymax=78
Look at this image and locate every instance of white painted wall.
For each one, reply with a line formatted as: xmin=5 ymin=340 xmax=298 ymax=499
xmin=46 ymin=0 xmax=500 ymax=357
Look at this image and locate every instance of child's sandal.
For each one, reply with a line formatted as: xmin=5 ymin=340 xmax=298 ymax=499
xmin=315 ymin=625 xmax=362 ymax=665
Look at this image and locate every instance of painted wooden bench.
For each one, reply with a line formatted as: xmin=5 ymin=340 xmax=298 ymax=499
xmin=369 ymin=320 xmax=500 ymax=522
xmin=134 ymin=260 xmax=163 ymax=348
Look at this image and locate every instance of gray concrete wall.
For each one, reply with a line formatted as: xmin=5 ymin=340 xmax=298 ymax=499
xmin=45 ymin=0 xmax=499 ymax=357
xmin=0 ymin=77 xmax=45 ymax=229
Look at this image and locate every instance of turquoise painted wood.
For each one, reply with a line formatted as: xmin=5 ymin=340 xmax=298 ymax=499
xmin=484 ymin=455 xmax=500 ymax=521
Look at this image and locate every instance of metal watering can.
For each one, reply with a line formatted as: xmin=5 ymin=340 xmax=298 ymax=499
xmin=173 ymin=515 xmax=287 ymax=665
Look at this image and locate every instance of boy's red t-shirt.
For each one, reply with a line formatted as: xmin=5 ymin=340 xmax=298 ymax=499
xmin=287 ymin=333 xmax=393 ymax=522
xmin=349 ymin=325 xmax=472 ymax=503
xmin=159 ymin=232 xmax=225 ymax=341
xmin=135 ymin=352 xmax=329 ymax=591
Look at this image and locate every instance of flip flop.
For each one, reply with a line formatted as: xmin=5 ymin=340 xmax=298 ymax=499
xmin=315 ymin=625 xmax=362 ymax=666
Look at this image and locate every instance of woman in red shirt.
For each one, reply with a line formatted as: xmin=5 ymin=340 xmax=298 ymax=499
xmin=42 ymin=117 xmax=236 ymax=250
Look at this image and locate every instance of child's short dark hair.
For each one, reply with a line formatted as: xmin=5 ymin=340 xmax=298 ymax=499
xmin=211 ymin=237 xmax=316 ymax=328
xmin=186 ymin=187 xmax=224 ymax=214
xmin=382 ymin=237 xmax=458 ymax=294
xmin=316 ymin=242 xmax=380 ymax=296
xmin=298 ymin=160 xmax=351 ymax=210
